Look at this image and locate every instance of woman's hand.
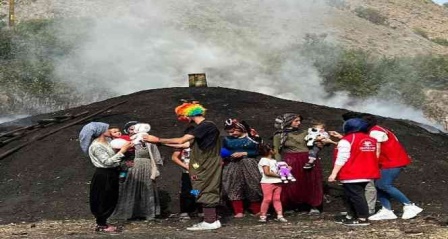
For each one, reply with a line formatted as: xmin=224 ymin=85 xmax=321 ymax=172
xmin=328 ymin=173 xmax=337 ymax=182
xmin=119 ymin=141 xmax=134 ymax=154
xmin=183 ymin=163 xmax=189 ymax=171
xmin=231 ymin=152 xmax=247 ymax=159
xmin=329 ymin=131 xmax=343 ymax=139
xmin=125 ymin=160 xmax=134 ymax=168
xmin=143 ymin=135 xmax=160 ymax=143
xmin=321 ymin=138 xmax=337 ymax=145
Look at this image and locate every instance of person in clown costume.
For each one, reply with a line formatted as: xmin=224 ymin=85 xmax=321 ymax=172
xmin=144 ymin=102 xmax=223 ymax=231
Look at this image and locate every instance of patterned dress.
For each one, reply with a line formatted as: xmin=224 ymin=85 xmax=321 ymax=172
xmin=222 ymin=136 xmax=262 ymax=202
xmin=111 ymin=143 xmax=163 ymax=220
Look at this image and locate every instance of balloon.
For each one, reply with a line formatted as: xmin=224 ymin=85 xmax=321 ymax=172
xmin=220 ymin=148 xmax=232 ymax=158
xmin=110 ymin=138 xmax=128 ymax=149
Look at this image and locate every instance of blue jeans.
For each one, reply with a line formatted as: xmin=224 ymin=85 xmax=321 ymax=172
xmin=375 ymin=167 xmax=411 ymax=210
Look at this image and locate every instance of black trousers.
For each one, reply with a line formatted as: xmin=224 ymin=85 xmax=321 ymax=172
xmin=180 ymin=173 xmax=199 ymax=213
xmin=342 ymin=182 xmax=369 ymax=219
xmin=90 ymin=168 xmax=119 ymax=226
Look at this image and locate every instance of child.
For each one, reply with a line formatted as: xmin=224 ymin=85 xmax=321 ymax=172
xmin=109 ymin=126 xmax=133 ymax=183
xmin=167 ymin=125 xmax=201 ymax=220
xmin=257 ymin=143 xmax=287 ymax=223
xmin=303 ymin=122 xmax=330 ymax=169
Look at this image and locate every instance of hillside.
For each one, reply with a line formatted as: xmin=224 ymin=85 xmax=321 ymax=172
xmin=0 ymin=87 xmax=447 ymax=225
xmin=2 ymin=0 xmax=448 ymax=56
xmin=329 ymin=0 xmax=448 ymax=56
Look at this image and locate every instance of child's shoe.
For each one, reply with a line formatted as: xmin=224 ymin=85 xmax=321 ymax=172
xmin=119 ymin=172 xmax=127 ymax=183
xmin=275 ymin=217 xmax=288 ymax=223
xmin=303 ymin=162 xmax=315 ymax=169
xmin=234 ymin=213 xmax=245 ymax=218
xmin=258 ymin=216 xmax=267 ymax=223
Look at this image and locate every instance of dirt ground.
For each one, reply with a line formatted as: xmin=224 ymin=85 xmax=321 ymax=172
xmin=0 ymin=87 xmax=447 ymax=238
xmin=0 ymin=214 xmax=447 ymax=239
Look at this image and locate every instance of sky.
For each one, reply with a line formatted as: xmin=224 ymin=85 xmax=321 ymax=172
xmin=433 ymin=0 xmax=448 ymax=5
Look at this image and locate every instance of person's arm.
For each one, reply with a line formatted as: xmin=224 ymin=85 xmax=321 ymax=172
xmin=165 ymin=141 xmax=191 ymax=149
xmin=231 ymin=148 xmax=258 ymax=159
xmin=262 ymin=165 xmax=279 ymax=177
xmin=171 ymin=150 xmax=189 ymax=171
xmin=91 ymin=143 xmax=132 ymax=166
xmin=273 ymin=134 xmax=282 ymax=161
xmin=376 ymin=142 xmax=381 ymax=158
xmin=329 ymin=131 xmax=343 ymax=139
xmin=320 ymin=138 xmax=338 ymax=145
xmin=369 ymin=130 xmax=387 ymax=158
xmin=144 ymin=134 xmax=194 ymax=145
xmin=328 ymin=165 xmax=343 ymax=182
xmin=328 ymin=139 xmax=350 ymax=182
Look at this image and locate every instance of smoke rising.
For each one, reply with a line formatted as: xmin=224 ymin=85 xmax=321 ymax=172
xmin=4 ymin=0 xmax=444 ymax=130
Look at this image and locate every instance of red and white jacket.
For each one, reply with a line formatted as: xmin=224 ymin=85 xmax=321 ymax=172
xmin=369 ymin=125 xmax=411 ymax=169
xmin=335 ymin=132 xmax=380 ymax=181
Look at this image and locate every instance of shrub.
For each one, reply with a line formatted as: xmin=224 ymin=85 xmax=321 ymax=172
xmin=431 ymin=37 xmax=448 ymax=46
xmin=354 ymin=7 xmax=387 ymax=25
xmin=413 ymin=27 xmax=429 ymax=39
xmin=309 ymin=38 xmax=448 ymax=108
xmin=0 ymin=19 xmax=95 ymax=115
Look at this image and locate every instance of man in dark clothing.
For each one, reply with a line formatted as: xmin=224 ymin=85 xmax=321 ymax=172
xmin=144 ymin=102 xmax=222 ymax=231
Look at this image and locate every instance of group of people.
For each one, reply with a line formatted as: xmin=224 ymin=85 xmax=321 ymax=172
xmin=79 ymin=121 xmax=163 ymax=232
xmin=79 ymin=101 xmax=423 ymax=232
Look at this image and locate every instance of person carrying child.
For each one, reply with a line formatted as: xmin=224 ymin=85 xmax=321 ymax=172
xmin=257 ymin=143 xmax=288 ymax=223
xmin=109 ymin=124 xmax=135 ymax=183
xmin=303 ymin=122 xmax=330 ymax=170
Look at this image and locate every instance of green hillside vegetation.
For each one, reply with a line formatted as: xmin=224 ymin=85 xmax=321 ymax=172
xmin=0 ymin=18 xmax=110 ymax=115
xmin=0 ymin=18 xmax=448 ymax=115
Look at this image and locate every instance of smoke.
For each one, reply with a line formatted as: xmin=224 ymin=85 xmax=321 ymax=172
xmin=10 ymin=0 xmax=444 ymax=130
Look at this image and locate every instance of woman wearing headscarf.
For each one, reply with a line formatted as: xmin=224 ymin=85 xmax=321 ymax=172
xmin=328 ymin=118 xmax=380 ymax=226
xmin=273 ymin=113 xmax=323 ymax=214
xmin=79 ymin=122 xmax=132 ymax=232
xmin=111 ymin=121 xmax=163 ymax=221
xmin=221 ymin=118 xmax=263 ymax=218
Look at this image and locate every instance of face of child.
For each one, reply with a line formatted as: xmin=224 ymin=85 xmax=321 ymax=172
xmin=314 ymin=124 xmax=325 ymax=132
xmin=226 ymin=128 xmax=244 ymax=138
xmin=109 ymin=128 xmax=122 ymax=138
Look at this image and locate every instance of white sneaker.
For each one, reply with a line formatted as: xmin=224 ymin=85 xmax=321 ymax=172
xmin=368 ymin=208 xmax=398 ymax=220
xmin=186 ymin=220 xmax=221 ymax=231
xmin=402 ymin=204 xmax=423 ymax=219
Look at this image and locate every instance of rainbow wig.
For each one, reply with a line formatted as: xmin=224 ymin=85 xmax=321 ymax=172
xmin=175 ymin=102 xmax=206 ymax=117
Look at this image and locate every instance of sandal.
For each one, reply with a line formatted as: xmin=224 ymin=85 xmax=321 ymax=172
xmin=234 ymin=213 xmax=245 ymax=218
xmin=95 ymin=225 xmax=120 ymax=233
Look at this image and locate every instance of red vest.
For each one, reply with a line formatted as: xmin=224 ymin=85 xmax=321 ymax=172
xmin=369 ymin=125 xmax=411 ymax=169
xmin=336 ymin=133 xmax=380 ymax=180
